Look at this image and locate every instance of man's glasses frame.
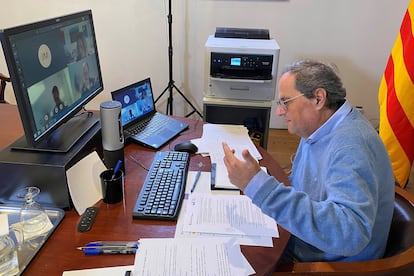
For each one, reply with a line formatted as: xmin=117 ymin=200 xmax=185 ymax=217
xmin=276 ymin=93 xmax=305 ymax=110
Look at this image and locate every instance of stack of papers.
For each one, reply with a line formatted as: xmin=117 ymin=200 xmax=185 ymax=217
xmin=182 ymin=193 xmax=278 ymax=238
xmin=192 ymin=124 xmax=262 ymax=190
xmin=175 ymin=191 xmax=278 ymax=246
xmin=175 ymin=172 xmax=276 ymax=246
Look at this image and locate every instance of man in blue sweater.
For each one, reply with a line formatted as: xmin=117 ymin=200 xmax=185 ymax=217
xmin=222 ymin=60 xmax=394 ymax=262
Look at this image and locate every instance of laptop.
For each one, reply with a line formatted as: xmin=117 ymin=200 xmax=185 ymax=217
xmin=111 ymin=78 xmax=189 ymax=149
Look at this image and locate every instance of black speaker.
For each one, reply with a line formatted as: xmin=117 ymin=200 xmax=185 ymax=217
xmin=100 ymin=101 xmax=125 ymax=173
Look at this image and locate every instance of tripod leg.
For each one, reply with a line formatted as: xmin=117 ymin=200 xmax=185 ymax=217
xmin=172 ymin=83 xmax=203 ymax=118
xmin=155 ymin=84 xmax=174 ymax=115
xmin=154 ymin=85 xmax=169 ymax=103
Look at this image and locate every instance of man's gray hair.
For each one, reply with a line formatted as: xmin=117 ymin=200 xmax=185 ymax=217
xmin=281 ymin=60 xmax=347 ymax=110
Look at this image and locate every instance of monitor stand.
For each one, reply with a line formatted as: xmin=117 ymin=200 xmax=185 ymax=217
xmin=11 ymin=112 xmax=100 ymax=153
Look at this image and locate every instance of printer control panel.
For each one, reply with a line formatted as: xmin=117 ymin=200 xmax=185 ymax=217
xmin=210 ymin=52 xmax=273 ymax=80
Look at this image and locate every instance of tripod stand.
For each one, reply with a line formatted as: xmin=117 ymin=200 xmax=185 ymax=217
xmin=154 ymin=0 xmax=203 ymax=118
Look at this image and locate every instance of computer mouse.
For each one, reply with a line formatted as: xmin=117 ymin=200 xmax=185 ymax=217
xmin=174 ymin=141 xmax=198 ymax=154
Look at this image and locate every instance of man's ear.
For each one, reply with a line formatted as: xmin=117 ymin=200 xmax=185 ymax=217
xmin=314 ymin=88 xmax=327 ymax=108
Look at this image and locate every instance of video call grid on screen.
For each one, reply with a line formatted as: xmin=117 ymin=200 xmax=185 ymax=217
xmin=9 ymin=15 xmax=100 ymax=139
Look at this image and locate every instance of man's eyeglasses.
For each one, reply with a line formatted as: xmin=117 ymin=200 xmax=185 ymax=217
xmin=276 ymin=93 xmax=305 ymax=110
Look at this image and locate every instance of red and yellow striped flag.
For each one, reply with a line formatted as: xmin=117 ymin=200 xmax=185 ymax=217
xmin=378 ymin=0 xmax=414 ymax=188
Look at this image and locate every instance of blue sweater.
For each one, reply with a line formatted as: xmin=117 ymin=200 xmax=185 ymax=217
xmin=245 ymin=101 xmax=394 ymax=262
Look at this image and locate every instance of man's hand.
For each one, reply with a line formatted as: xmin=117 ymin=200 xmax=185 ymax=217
xmin=222 ymin=142 xmax=261 ymax=191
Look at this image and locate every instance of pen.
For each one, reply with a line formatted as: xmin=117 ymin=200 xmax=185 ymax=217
xmin=80 ymin=247 xmax=136 ymax=255
xmin=112 ymin=160 xmax=123 ymax=180
xmin=190 ymin=171 xmax=201 ymax=193
xmin=76 ymin=240 xmax=139 ymax=255
xmin=85 ymin=241 xmax=139 ymax=247
xmin=77 ymin=245 xmax=137 ymax=250
xmin=211 ymin=163 xmax=216 ymax=188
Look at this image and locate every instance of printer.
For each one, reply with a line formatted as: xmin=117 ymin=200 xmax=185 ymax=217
xmin=204 ymin=31 xmax=280 ymax=101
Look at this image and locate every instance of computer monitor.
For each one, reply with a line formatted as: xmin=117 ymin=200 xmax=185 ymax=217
xmin=0 ymin=10 xmax=103 ymax=152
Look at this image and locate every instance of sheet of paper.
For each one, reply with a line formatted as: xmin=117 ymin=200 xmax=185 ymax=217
xmin=183 ymin=194 xmax=279 ymax=237
xmin=175 ymin=200 xmax=273 ymax=247
xmin=197 ymin=124 xmax=262 ymax=160
xmin=185 ymin=171 xmax=211 ymax=194
xmin=193 ymin=123 xmax=263 ymax=189
xmin=66 ymin=151 xmax=106 ymax=215
xmin=133 ymin=238 xmax=255 ymax=276
xmin=63 ymin=265 xmax=134 ymax=276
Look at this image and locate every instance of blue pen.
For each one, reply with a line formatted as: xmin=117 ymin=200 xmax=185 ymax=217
xmin=86 ymin=241 xmax=139 ymax=248
xmin=190 ymin=171 xmax=201 ymax=193
xmin=81 ymin=247 xmax=136 ymax=255
xmin=112 ymin=160 xmax=123 ymax=180
xmin=77 ymin=241 xmax=139 ymax=255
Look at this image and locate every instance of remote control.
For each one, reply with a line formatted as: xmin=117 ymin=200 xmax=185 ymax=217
xmin=77 ymin=206 xmax=98 ymax=232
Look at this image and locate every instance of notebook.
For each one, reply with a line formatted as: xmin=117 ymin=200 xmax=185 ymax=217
xmin=111 ymin=78 xmax=189 ymax=149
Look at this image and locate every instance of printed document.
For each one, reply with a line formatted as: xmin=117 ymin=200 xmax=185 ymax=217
xmin=176 ymin=172 xmax=273 ymax=247
xmin=182 ymin=193 xmax=279 ymax=237
xmin=133 ymin=238 xmax=255 ymax=276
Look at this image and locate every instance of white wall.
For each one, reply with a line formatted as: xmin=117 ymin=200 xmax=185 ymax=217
xmin=0 ymin=0 xmax=410 ymax=128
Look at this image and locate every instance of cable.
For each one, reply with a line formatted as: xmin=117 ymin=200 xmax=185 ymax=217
xmin=127 ymin=154 xmax=149 ymax=172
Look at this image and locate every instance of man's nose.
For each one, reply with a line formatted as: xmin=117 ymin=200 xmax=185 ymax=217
xmin=276 ymin=105 xmax=286 ymax=116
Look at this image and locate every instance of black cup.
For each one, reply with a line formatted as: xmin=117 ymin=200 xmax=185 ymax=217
xmin=100 ymin=169 xmax=124 ymax=204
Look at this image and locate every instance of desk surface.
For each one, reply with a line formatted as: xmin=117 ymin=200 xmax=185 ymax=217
xmin=0 ymin=104 xmax=290 ymax=276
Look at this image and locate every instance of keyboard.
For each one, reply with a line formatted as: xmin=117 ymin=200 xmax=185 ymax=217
xmin=132 ymin=151 xmax=190 ymax=220
xmin=126 ymin=113 xmax=170 ymax=138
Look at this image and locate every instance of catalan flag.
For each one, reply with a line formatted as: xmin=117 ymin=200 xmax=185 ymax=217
xmin=378 ymin=1 xmax=414 ymax=188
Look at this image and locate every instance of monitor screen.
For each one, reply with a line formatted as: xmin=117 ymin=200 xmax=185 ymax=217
xmin=0 ymin=10 xmax=103 ymax=152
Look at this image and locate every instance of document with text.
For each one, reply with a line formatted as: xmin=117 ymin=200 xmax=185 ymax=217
xmin=182 ymin=194 xmax=279 ymax=237
xmin=175 ymin=200 xmax=274 ymax=247
xmin=133 ymin=238 xmax=255 ymax=276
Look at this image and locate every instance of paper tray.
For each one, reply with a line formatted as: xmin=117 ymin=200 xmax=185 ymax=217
xmin=0 ymin=204 xmax=65 ymax=275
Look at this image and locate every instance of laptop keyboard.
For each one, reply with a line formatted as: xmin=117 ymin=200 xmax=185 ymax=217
xmin=126 ymin=113 xmax=170 ymax=139
xmin=132 ymin=151 xmax=190 ymax=220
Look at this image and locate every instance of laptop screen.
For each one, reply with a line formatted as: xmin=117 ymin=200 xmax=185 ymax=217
xmin=111 ymin=78 xmax=156 ymax=127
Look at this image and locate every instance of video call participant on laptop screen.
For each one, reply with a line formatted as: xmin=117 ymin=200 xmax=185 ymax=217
xmin=111 ymin=78 xmax=188 ymax=149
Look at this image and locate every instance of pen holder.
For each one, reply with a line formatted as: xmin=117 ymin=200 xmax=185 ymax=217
xmin=100 ymin=169 xmax=124 ymax=204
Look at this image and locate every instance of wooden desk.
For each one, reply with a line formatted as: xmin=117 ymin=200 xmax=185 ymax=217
xmin=0 ymin=104 xmax=290 ymax=276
